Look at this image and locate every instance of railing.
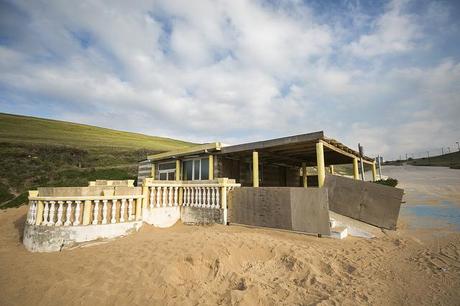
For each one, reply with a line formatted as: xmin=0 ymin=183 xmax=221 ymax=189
xmin=27 ymin=195 xmax=143 ymax=227
xmin=142 ymin=178 xmax=240 ymax=210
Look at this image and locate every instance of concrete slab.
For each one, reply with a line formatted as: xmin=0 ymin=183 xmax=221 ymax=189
xmin=325 ymin=176 xmax=404 ymax=230
xmin=230 ymin=187 xmax=331 ymax=236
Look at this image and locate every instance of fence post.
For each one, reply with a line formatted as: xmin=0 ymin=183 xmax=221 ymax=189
xmin=135 ymin=197 xmax=142 ymax=220
xmin=220 ymin=178 xmax=228 ymax=225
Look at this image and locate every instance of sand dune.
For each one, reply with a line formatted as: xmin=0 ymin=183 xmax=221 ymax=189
xmin=1 ymin=205 xmax=459 ymax=306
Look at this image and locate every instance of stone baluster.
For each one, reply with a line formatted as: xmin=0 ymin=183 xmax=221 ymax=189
xmin=149 ymin=188 xmax=154 ymax=209
xmin=201 ymin=187 xmax=206 ymax=207
xmin=174 ymin=187 xmax=178 ymax=206
xmin=162 ymin=187 xmax=167 ymax=207
xmin=48 ymin=200 xmax=56 ymax=226
xmin=168 ymin=187 xmax=173 ymax=207
xmin=55 ymin=201 xmax=64 ymax=226
xmin=187 ymin=188 xmax=191 ymax=206
xmin=28 ymin=201 xmax=36 ymax=224
xmin=183 ymin=188 xmax=187 ymax=206
xmin=111 ymin=199 xmax=117 ymax=223
xmin=92 ymin=200 xmax=100 ymax=225
xmin=64 ymin=201 xmax=72 ymax=226
xmin=102 ymin=199 xmax=108 ymax=224
xmin=211 ymin=188 xmax=216 ymax=208
xmin=73 ymin=200 xmax=81 ymax=226
xmin=197 ymin=187 xmax=201 ymax=208
xmin=206 ymin=187 xmax=211 ymax=208
xmin=120 ymin=198 xmax=126 ymax=222
xmin=216 ymin=187 xmax=220 ymax=209
xmin=156 ymin=187 xmax=161 ymax=207
xmin=128 ymin=198 xmax=134 ymax=221
xmin=43 ymin=201 xmax=50 ymax=226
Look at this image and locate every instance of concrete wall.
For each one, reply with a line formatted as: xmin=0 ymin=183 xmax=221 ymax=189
xmin=229 ymin=187 xmax=331 ymax=236
xmin=142 ymin=207 xmax=180 ymax=228
xmin=324 ymin=175 xmax=404 ymax=230
xmin=180 ymin=207 xmax=224 ymax=225
xmin=23 ymin=221 xmax=142 ymax=252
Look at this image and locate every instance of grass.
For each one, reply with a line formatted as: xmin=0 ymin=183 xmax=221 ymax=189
xmin=385 ymin=151 xmax=460 ymax=169
xmin=0 ymin=113 xmax=195 ymax=209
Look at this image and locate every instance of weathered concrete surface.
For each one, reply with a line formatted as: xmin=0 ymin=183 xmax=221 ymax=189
xmin=324 ymin=175 xmax=404 ymax=230
xmin=37 ymin=186 xmax=142 ymax=196
xmin=23 ymin=221 xmax=143 ymax=252
xmin=229 ymin=187 xmax=331 ymax=236
xmin=142 ymin=207 xmax=180 ymax=228
xmin=181 ymin=207 xmax=224 ymax=225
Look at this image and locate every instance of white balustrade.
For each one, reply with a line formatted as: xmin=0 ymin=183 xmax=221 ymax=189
xmin=26 ymin=195 xmax=142 ymax=227
xmin=111 ymin=199 xmax=117 ymax=224
xmin=149 ymin=188 xmax=154 ymax=209
xmin=174 ymin=187 xmax=178 ymax=206
xmin=102 ymin=200 xmax=108 ymax=224
xmin=120 ymin=199 xmax=126 ymax=222
xmin=55 ymin=201 xmax=64 ymax=226
xmin=93 ymin=200 xmax=99 ymax=225
xmin=73 ymin=200 xmax=81 ymax=226
xmin=128 ymin=198 xmax=134 ymax=221
xmin=155 ymin=187 xmax=161 ymax=207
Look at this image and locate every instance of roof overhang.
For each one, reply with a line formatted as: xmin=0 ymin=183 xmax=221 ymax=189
xmin=218 ymin=131 xmax=374 ymax=166
xmin=147 ymin=142 xmax=222 ymax=161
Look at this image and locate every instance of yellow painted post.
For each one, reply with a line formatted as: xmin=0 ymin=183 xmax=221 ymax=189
xmin=316 ymin=142 xmax=325 ymax=188
xmin=302 ymin=162 xmax=308 ymax=188
xmin=330 ymin=165 xmax=335 ymax=175
xmin=208 ymin=155 xmax=214 ymax=180
xmin=142 ymin=185 xmax=149 ymax=209
xmin=82 ymin=200 xmax=92 ymax=225
xmin=252 ymin=151 xmax=259 ymax=187
xmin=135 ymin=198 xmax=142 ymax=220
xmin=35 ymin=201 xmax=44 ymax=225
xmin=151 ymin=163 xmax=156 ymax=179
xmin=176 ymin=160 xmax=181 ymax=181
xmin=353 ymin=158 xmax=359 ymax=180
xmin=372 ymin=162 xmax=377 ymax=181
xmin=220 ymin=178 xmax=228 ymax=225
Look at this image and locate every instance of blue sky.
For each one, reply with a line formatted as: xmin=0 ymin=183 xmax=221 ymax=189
xmin=1 ymin=0 xmax=459 ymax=159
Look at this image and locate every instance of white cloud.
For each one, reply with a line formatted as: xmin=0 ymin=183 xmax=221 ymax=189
xmin=0 ymin=0 xmax=459 ymax=160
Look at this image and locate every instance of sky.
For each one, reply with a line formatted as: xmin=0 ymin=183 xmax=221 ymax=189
xmin=0 ymin=0 xmax=459 ymax=160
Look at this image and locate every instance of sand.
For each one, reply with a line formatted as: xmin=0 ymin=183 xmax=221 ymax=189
xmin=1 ymin=166 xmax=460 ymax=305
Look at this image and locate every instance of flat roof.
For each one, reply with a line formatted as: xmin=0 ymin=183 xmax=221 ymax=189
xmin=147 ymin=132 xmax=374 ymax=165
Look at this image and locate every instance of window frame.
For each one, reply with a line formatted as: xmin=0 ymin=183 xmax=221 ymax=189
xmin=158 ymin=161 xmax=176 ymax=181
xmin=182 ymin=157 xmax=209 ymax=181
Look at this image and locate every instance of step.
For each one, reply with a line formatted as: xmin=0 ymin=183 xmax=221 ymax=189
xmin=330 ymin=226 xmax=348 ymax=239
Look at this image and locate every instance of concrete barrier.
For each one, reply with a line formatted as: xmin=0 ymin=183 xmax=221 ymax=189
xmin=324 ymin=175 xmax=404 ymax=230
xmin=229 ymin=187 xmax=331 ymax=236
xmin=181 ymin=207 xmax=224 ymax=225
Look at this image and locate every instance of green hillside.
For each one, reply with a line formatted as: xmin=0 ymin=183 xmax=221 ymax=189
xmin=0 ymin=113 xmax=195 ymax=209
xmin=0 ymin=113 xmax=192 ymax=150
xmin=385 ymin=151 xmax=460 ymax=169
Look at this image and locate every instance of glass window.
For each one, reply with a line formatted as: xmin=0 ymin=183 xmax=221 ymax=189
xmin=159 ymin=172 xmax=167 ymax=180
xmin=201 ymin=158 xmax=209 ymax=180
xmin=193 ymin=159 xmax=201 ymax=180
xmin=183 ymin=160 xmax=193 ymax=180
xmin=159 ymin=162 xmax=175 ymax=171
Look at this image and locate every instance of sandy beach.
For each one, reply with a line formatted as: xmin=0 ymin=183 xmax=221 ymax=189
xmin=1 ymin=166 xmax=460 ymax=305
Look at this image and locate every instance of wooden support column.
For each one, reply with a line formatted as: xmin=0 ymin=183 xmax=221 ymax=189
xmin=330 ymin=165 xmax=335 ymax=175
xmin=175 ymin=160 xmax=181 ymax=181
xmin=252 ymin=151 xmax=259 ymax=187
xmin=208 ymin=155 xmax=214 ymax=180
xmin=302 ymin=162 xmax=308 ymax=188
xmin=316 ymin=142 xmax=325 ymax=188
xmin=372 ymin=162 xmax=377 ymax=181
xmin=353 ymin=158 xmax=359 ymax=180
xmin=82 ymin=200 xmax=92 ymax=225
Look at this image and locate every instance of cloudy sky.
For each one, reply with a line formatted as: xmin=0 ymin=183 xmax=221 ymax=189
xmin=1 ymin=0 xmax=459 ymax=159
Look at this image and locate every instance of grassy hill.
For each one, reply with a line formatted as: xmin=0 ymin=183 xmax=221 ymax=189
xmin=385 ymin=151 xmax=460 ymax=169
xmin=0 ymin=113 xmax=194 ymax=208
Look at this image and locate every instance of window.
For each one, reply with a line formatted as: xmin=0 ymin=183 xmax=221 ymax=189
xmin=158 ymin=162 xmax=176 ymax=181
xmin=182 ymin=157 xmax=209 ymax=180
